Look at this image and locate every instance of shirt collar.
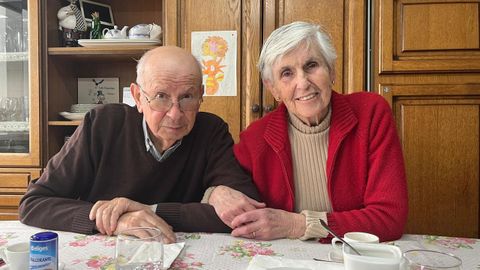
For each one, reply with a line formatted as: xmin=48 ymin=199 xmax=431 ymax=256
xmin=142 ymin=117 xmax=181 ymax=162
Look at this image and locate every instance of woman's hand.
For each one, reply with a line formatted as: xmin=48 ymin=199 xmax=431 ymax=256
xmin=230 ymin=208 xmax=306 ymax=240
xmin=209 ymin=185 xmax=265 ymax=228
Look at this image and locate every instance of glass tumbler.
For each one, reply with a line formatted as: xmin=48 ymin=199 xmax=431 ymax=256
xmin=115 ymin=227 xmax=164 ymax=270
xmin=403 ymin=249 xmax=462 ymax=270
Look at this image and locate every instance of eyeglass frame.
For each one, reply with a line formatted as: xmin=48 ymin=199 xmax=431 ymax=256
xmin=137 ymin=84 xmax=203 ymax=112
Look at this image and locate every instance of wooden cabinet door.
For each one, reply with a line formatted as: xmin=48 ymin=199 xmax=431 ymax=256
xmin=375 ymin=0 xmax=480 ymax=237
xmin=0 ymin=0 xmax=40 ymax=167
xmin=378 ymin=0 xmax=480 ymax=73
xmin=164 ymin=0 xmax=243 ymax=140
xmin=382 ymin=84 xmax=480 ymax=238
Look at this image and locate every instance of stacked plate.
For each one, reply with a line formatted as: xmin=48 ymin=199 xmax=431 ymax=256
xmin=59 ymin=104 xmax=98 ymax=121
xmin=70 ymin=104 xmax=98 ymax=113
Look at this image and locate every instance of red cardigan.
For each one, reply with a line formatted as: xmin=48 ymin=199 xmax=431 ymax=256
xmin=234 ymin=92 xmax=408 ymax=242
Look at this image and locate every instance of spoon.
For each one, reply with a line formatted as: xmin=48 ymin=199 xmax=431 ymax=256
xmin=319 ymin=219 xmax=362 ymax=256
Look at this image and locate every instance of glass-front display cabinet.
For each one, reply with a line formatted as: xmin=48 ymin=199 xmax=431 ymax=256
xmin=0 ymin=0 xmax=41 ymax=220
xmin=0 ymin=0 xmax=39 ymax=165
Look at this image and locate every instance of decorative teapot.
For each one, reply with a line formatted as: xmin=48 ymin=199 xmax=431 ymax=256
xmin=129 ymin=23 xmax=162 ymax=40
xmin=102 ymin=25 xmax=128 ymax=39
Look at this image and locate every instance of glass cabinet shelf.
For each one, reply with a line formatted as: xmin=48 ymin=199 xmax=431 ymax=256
xmin=0 ymin=52 xmax=28 ymax=62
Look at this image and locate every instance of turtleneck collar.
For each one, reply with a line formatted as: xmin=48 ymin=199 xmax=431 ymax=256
xmin=288 ymin=105 xmax=332 ymax=134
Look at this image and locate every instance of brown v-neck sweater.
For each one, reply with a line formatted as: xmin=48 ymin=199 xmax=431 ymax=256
xmin=19 ymin=104 xmax=259 ymax=234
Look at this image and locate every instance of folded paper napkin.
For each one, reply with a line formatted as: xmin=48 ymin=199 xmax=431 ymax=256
xmin=246 ymin=255 xmax=344 ymax=270
xmin=128 ymin=241 xmax=185 ymax=268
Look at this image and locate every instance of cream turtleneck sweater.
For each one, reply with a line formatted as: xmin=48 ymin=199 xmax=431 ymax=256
xmin=288 ymin=107 xmax=331 ymax=240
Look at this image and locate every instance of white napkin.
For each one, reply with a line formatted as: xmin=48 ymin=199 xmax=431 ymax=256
xmin=246 ymin=255 xmax=344 ymax=270
xmin=128 ymin=241 xmax=185 ymax=269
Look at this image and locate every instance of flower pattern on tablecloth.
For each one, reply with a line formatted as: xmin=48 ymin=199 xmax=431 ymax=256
xmin=72 ymin=256 xmax=115 ymax=269
xmin=68 ymin=235 xmax=116 ymax=247
xmin=176 ymin=233 xmax=202 ymax=242
xmin=170 ymin=253 xmax=204 ymax=270
xmin=0 ymin=232 xmax=17 ymax=247
xmin=218 ymin=240 xmax=280 ymax=258
xmin=423 ymin=235 xmax=478 ymax=250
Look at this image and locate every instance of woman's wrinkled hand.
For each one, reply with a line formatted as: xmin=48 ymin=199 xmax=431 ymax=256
xmin=230 ymin=208 xmax=306 ymax=240
xmin=208 ymin=185 xmax=266 ymax=228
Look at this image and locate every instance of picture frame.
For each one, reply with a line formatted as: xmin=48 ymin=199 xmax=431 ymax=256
xmin=79 ymin=0 xmax=114 ymax=27
xmin=78 ymin=78 xmax=119 ymax=104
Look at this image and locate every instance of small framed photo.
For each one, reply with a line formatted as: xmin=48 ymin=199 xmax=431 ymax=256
xmin=79 ymin=0 xmax=114 ymax=27
xmin=78 ymin=78 xmax=119 ymax=104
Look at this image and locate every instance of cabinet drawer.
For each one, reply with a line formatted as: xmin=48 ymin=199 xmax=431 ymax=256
xmin=0 ymin=195 xmax=23 ymax=221
xmin=0 ymin=195 xmax=22 ymax=207
xmin=0 ymin=173 xmax=30 ymax=188
xmin=0 ymin=168 xmax=41 ymax=188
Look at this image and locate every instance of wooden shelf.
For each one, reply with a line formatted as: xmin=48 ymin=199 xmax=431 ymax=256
xmin=47 ymin=47 xmax=157 ymax=60
xmin=48 ymin=121 xmax=82 ymax=126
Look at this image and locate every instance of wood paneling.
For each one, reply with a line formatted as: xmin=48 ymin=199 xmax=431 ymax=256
xmin=393 ymin=93 xmax=480 ymax=237
xmin=379 ymin=0 xmax=480 ymax=73
xmin=402 ymin=2 xmax=479 ymax=51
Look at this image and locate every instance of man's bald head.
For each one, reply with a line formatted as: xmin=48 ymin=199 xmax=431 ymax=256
xmin=136 ymin=46 xmax=203 ymax=88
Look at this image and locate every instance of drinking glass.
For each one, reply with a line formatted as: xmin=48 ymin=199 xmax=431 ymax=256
xmin=403 ymin=249 xmax=462 ymax=270
xmin=115 ymin=227 xmax=164 ymax=270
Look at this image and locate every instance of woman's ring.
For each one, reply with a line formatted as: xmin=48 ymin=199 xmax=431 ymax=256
xmin=252 ymin=231 xmax=256 ymax=238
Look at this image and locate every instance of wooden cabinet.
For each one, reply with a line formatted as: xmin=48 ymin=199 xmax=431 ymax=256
xmin=43 ymin=0 xmax=162 ymax=161
xmin=0 ymin=0 xmax=41 ymax=220
xmin=374 ymin=0 xmax=480 ymax=237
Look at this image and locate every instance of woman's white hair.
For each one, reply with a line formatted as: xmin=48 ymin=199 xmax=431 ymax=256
xmin=258 ymin=21 xmax=337 ymax=82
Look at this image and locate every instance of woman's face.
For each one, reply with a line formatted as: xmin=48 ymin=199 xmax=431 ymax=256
xmin=266 ymin=43 xmax=334 ymax=126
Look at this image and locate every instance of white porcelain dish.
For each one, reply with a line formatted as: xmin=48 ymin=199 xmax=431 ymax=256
xmin=78 ymin=39 xmax=161 ymax=47
xmin=59 ymin=111 xmax=86 ymax=121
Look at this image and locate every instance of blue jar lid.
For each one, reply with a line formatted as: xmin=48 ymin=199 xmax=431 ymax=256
xmin=30 ymin=231 xmax=58 ymax=241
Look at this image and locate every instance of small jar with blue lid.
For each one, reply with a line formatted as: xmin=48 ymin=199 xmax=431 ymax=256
xmin=30 ymin=231 xmax=58 ymax=270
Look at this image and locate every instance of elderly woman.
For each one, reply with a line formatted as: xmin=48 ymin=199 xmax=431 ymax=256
xmin=208 ymin=21 xmax=408 ymax=242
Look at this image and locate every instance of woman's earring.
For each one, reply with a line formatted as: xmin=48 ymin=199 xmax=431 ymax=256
xmin=274 ymin=96 xmax=281 ymax=102
xmin=332 ymin=80 xmax=335 ymax=85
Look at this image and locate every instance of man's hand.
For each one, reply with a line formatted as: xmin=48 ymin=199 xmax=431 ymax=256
xmin=208 ymin=185 xmax=265 ymax=228
xmin=230 ymin=208 xmax=306 ymax=240
xmin=88 ymin=197 xmax=176 ymax=243
xmin=89 ymin=197 xmax=148 ymax=235
xmin=113 ymin=209 xmax=176 ymax=244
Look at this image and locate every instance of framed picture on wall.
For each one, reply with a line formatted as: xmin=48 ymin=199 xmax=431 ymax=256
xmin=79 ymin=0 xmax=114 ymax=27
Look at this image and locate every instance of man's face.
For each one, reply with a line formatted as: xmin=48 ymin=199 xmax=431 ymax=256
xmin=133 ymin=68 xmax=202 ymax=151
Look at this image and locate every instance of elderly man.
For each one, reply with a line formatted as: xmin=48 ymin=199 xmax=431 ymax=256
xmin=19 ymin=46 xmax=261 ymax=243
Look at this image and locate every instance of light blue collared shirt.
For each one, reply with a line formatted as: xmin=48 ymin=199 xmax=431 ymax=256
xmin=142 ymin=117 xmax=181 ymax=162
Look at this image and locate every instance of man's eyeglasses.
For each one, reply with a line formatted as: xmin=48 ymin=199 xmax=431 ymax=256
xmin=138 ymin=85 xmax=202 ymax=112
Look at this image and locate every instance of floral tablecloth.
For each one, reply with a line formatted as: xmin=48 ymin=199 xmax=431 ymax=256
xmin=1 ymin=221 xmax=480 ymax=269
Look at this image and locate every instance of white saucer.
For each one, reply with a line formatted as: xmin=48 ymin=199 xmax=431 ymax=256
xmin=328 ymin=250 xmax=344 ymax=263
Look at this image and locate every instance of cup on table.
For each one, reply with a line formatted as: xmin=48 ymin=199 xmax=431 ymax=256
xmin=402 ymin=249 xmax=462 ymax=269
xmin=328 ymin=231 xmax=379 ymax=262
xmin=343 ymin=242 xmax=402 ymax=270
xmin=115 ymin=227 xmax=164 ymax=270
xmin=0 ymin=242 xmax=29 ymax=270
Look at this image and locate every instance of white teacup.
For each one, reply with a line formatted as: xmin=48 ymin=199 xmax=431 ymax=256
xmin=343 ymin=242 xmax=402 ymax=270
xmin=329 ymin=232 xmax=379 ymax=262
xmin=0 ymin=242 xmax=29 ymax=270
